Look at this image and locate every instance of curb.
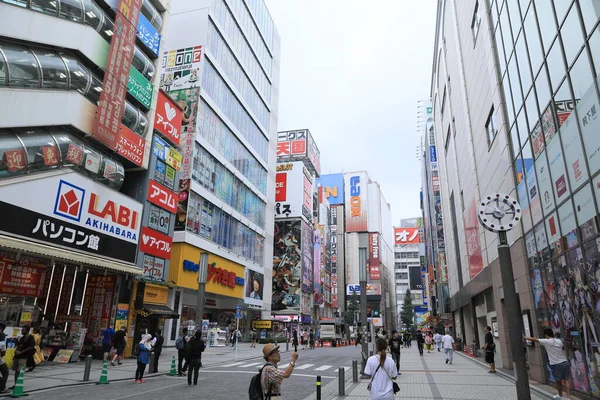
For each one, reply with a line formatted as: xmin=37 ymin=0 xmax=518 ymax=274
xmin=455 ymin=351 xmax=556 ymax=399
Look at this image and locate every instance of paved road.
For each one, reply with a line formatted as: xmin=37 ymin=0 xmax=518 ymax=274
xmin=26 ymin=345 xmax=360 ymax=400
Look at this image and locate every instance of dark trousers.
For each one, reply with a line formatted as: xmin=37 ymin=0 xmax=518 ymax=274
xmin=178 ymin=350 xmax=187 ymax=374
xmin=135 ymin=361 xmax=146 ymax=380
xmin=0 ymin=364 xmax=8 ymax=391
xmin=152 ymin=349 xmax=162 ymax=373
xmin=391 ymin=352 xmax=400 ymax=372
xmin=187 ymin=357 xmax=201 ymax=385
xmin=417 ymin=342 xmax=424 ymax=354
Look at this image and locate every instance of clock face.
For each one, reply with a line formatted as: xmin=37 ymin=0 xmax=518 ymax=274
xmin=478 ymin=193 xmax=521 ymax=233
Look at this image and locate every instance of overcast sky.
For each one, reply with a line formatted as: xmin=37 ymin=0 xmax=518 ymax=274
xmin=265 ymin=0 xmax=438 ymax=225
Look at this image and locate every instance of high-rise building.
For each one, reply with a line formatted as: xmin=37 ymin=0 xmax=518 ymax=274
xmin=0 ymin=0 xmax=170 ymax=354
xmin=429 ymin=0 xmax=600 ymax=396
xmin=162 ymin=0 xmax=280 ymax=343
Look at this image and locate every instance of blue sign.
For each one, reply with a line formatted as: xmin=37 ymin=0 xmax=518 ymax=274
xmin=236 ymin=304 xmax=242 ymax=311
xmin=152 ymin=135 xmax=168 ymax=161
xmin=316 ymin=173 xmax=345 ymax=205
xmin=235 ymin=304 xmax=242 ymax=319
xmin=136 ymin=14 xmax=161 ymax=56
xmin=429 ymin=146 xmax=437 ymax=163
xmin=183 ymin=260 xmax=199 ymax=272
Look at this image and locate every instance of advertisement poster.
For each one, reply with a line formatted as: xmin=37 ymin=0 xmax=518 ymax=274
xmin=394 ymin=227 xmax=419 ymax=245
xmin=275 ymin=162 xmax=308 ymax=220
xmin=578 ymin=79 xmax=600 ymax=176
xmin=561 ymin=113 xmax=587 ymax=191
xmin=465 ymin=199 xmax=484 ymax=279
xmin=313 ymin=230 xmax=323 ymax=305
xmin=276 ymin=130 xmax=308 ymax=159
xmin=82 ymin=276 xmax=116 ymax=342
xmin=344 ymin=172 xmax=369 ymax=232
xmin=0 ymin=253 xmax=46 ymax=297
xmin=301 ymin=221 xmax=313 ymax=292
xmin=317 ymin=173 xmax=344 ymax=205
xmin=369 ymin=233 xmax=380 ymax=280
xmin=154 ymin=91 xmax=183 ymax=146
xmin=175 ymin=179 xmax=190 ymax=231
xmin=272 ymin=220 xmax=302 ymax=313
xmin=547 ymin=135 xmax=570 ymax=204
xmin=159 ymin=45 xmax=203 ymax=91
xmin=245 ymin=269 xmax=264 ymax=305
xmin=535 ymin=151 xmax=555 ymax=214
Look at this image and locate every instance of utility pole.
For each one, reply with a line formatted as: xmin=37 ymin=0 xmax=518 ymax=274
xmin=359 ymin=248 xmax=368 ymax=375
xmin=196 ymin=253 xmax=208 ymax=335
xmin=478 ymin=193 xmax=530 ymax=400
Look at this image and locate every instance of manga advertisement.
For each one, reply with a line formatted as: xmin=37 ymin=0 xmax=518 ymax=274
xmin=272 ymin=221 xmax=302 ymax=312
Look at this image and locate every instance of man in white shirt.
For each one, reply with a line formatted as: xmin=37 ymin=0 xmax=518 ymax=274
xmin=434 ymin=332 xmax=442 ymax=352
xmin=441 ymin=332 xmax=455 ymax=364
xmin=524 ymin=329 xmax=571 ymax=400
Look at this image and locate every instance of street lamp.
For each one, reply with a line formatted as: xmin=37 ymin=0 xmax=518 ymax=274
xmin=359 ymin=247 xmax=368 ymax=375
xmin=478 ymin=193 xmax=530 ymax=400
xmin=196 ymin=252 xmax=209 ymax=336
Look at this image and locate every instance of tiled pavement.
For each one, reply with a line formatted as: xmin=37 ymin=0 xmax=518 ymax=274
xmin=314 ymin=347 xmax=573 ymax=400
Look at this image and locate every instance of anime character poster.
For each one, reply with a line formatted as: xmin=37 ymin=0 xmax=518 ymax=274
xmin=272 ymin=221 xmax=302 ymax=312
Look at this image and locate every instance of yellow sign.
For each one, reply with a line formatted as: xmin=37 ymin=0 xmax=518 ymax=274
xmin=169 ymin=243 xmax=245 ymax=299
xmin=19 ymin=312 xmax=32 ymax=325
xmin=143 ymin=284 xmax=169 ymax=305
xmin=252 ymin=320 xmax=272 ymax=329
xmin=54 ymin=349 xmax=74 ymax=363
xmin=166 ymin=147 xmax=182 ymax=171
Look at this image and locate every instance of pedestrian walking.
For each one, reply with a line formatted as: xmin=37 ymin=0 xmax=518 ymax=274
xmin=415 ymin=330 xmax=424 ymax=356
xmin=135 ymin=334 xmax=152 ymax=383
xmin=355 ymin=331 xmax=362 ymax=347
xmin=442 ymin=331 xmax=454 ymax=364
xmin=110 ymin=326 xmax=127 ymax=366
xmin=482 ymin=326 xmax=496 ymax=373
xmin=387 ymin=330 xmax=403 ymax=375
xmin=185 ymin=330 xmax=205 ymax=386
xmin=102 ymin=325 xmax=114 ymax=362
xmin=232 ymin=329 xmax=241 ymax=350
xmin=261 ymin=343 xmax=298 ymax=398
xmin=292 ymin=330 xmax=298 ymax=352
xmin=524 ymin=329 xmax=572 ymax=400
xmin=12 ymin=326 xmax=34 ymax=385
xmin=151 ymin=329 xmax=164 ymax=373
xmin=27 ymin=327 xmax=43 ymax=372
xmin=425 ymin=333 xmax=433 ymax=353
xmin=403 ymin=331 xmax=411 ymax=348
xmin=0 ymin=324 xmax=9 ymax=393
xmin=309 ymin=330 xmax=315 ymax=349
xmin=225 ymin=326 xmax=231 ymax=347
xmin=176 ymin=327 xmax=189 ymax=376
xmin=434 ymin=332 xmax=442 ymax=352
xmin=364 ymin=338 xmax=398 ymax=400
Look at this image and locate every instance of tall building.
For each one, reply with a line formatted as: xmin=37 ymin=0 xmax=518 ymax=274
xmin=0 ymin=0 xmax=171 ymax=354
xmin=162 ymin=0 xmax=280 ymax=343
xmin=318 ymin=172 xmax=396 ymax=332
xmin=429 ymin=0 xmax=600 ymax=397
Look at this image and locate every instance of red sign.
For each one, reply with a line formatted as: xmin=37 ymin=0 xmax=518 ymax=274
xmin=394 ymin=227 xmax=420 ymax=245
xmin=82 ymin=275 xmax=116 ymax=340
xmin=275 ymin=173 xmax=287 ymax=202
xmin=0 ymin=253 xmax=46 ymax=297
xmin=147 ymin=179 xmax=177 ymax=214
xmin=465 ymin=199 xmax=483 ymax=279
xmin=42 ymin=146 xmax=60 ymax=166
xmin=369 ymin=233 xmax=380 ymax=280
xmin=116 ymin=124 xmax=145 ymax=166
xmin=139 ymin=226 xmax=173 ymax=259
xmin=65 ymin=143 xmax=84 ymax=165
xmin=154 ymin=91 xmax=183 ymax=146
xmin=207 ymin=264 xmax=238 ymax=288
xmin=4 ymin=149 xmax=26 ymax=172
xmin=92 ymin=0 xmax=143 ymax=149
xmin=276 ymin=140 xmax=307 ymax=157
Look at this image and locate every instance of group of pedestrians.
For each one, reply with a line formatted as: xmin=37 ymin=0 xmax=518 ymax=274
xmin=175 ymin=327 xmax=206 ymax=386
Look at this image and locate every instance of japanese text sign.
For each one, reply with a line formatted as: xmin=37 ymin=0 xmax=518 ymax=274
xmin=116 ymin=124 xmax=145 ymax=167
xmin=139 ymin=226 xmax=172 ymax=260
xmin=147 ymin=179 xmax=177 ymax=214
xmin=394 ymin=227 xmax=420 ymax=245
xmin=136 ymin=13 xmax=161 ymax=56
xmin=154 ymin=91 xmax=183 ymax=146
xmin=0 ymin=253 xmax=46 ymax=297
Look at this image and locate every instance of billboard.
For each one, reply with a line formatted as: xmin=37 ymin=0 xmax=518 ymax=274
xmin=313 ymin=229 xmax=323 ymax=305
xmin=275 ymin=162 xmax=312 ymax=221
xmin=276 ymin=129 xmax=320 ymax=176
xmin=317 ymin=174 xmax=345 ymax=205
xmin=409 ymin=266 xmax=422 ymax=291
xmin=346 ymin=283 xmax=382 ymax=296
xmin=465 ymin=199 xmax=484 ymax=279
xmin=159 ymin=46 xmax=203 ymax=91
xmin=301 ymin=221 xmax=313 ymax=292
xmin=245 ymin=269 xmax=264 ymax=306
xmin=344 ymin=172 xmax=369 ymax=232
xmin=368 ymin=233 xmax=380 ymax=280
xmin=272 ymin=220 xmax=302 ymax=313
xmin=394 ymin=227 xmax=419 ymax=245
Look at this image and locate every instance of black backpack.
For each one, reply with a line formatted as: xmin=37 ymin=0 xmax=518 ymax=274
xmin=249 ymin=363 xmax=272 ymax=400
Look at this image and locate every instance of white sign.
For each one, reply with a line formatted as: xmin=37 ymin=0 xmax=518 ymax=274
xmin=573 ymin=184 xmax=595 ymax=226
xmin=0 ymin=172 xmax=142 ymax=244
xmin=579 ymin=78 xmax=600 ymax=176
xmin=535 ymin=151 xmax=555 ymax=214
xmin=275 ymin=161 xmax=308 ymax=220
xmin=561 ymin=113 xmax=587 ymax=191
xmin=547 ymin=135 xmax=570 ymax=204
xmin=558 ymin=200 xmax=576 ymax=236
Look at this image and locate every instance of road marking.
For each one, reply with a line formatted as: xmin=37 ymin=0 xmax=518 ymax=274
xmin=314 ymin=365 xmax=332 ymax=371
xmin=118 ymin=382 xmax=186 ymax=398
xmin=200 ymin=370 xmax=336 ymax=379
xmin=295 ymin=363 xmax=314 ymax=370
xmin=238 ymin=362 xmax=262 ymax=368
xmin=220 ymin=362 xmax=245 ymax=367
xmin=279 ymin=363 xmax=289 ymax=368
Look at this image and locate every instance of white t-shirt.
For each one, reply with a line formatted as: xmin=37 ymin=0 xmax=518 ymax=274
xmin=434 ymin=333 xmax=441 ymax=343
xmin=441 ymin=334 xmax=454 ymax=349
xmin=0 ymin=342 xmax=5 ymax=366
xmin=364 ymin=355 xmax=397 ymax=400
xmin=539 ymin=338 xmax=567 ymax=365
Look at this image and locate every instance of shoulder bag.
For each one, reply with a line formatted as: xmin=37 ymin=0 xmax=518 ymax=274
xmin=382 ymin=364 xmax=400 ymax=394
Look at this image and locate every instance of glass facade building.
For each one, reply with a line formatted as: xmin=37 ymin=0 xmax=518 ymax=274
xmin=492 ymin=1 xmax=600 ymax=397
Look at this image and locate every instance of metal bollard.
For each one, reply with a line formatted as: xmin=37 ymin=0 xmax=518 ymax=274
xmin=316 ymin=375 xmax=322 ymax=400
xmin=352 ymin=359 xmax=358 ymax=382
xmin=83 ymin=355 xmax=93 ymax=381
xmin=286 ymin=340 xmax=289 ymax=351
xmin=149 ymin=352 xmax=155 ymax=373
xmin=338 ymin=367 xmax=345 ymax=396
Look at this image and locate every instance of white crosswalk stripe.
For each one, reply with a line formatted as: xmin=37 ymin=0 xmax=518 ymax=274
xmin=294 ymin=363 xmax=315 ymax=370
xmin=314 ymin=365 xmax=332 ymax=371
xmin=278 ymin=363 xmax=289 ymax=369
xmin=238 ymin=362 xmax=263 ymax=368
xmin=220 ymin=362 xmax=245 ymax=368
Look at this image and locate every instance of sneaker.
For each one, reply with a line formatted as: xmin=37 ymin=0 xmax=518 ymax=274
xmin=552 ymin=395 xmax=562 ymax=400
xmin=445 ymin=359 xmax=448 ymax=364
xmin=118 ymin=362 xmax=122 ymax=365
xmin=135 ymin=379 xmax=141 ymax=383
xmin=110 ymin=362 xmax=116 ymax=366
xmin=139 ymin=379 xmax=145 ymax=383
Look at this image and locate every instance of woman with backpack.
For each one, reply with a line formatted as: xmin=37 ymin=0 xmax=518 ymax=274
xmin=185 ymin=330 xmax=205 ymax=386
xmin=364 ymin=338 xmax=398 ymax=399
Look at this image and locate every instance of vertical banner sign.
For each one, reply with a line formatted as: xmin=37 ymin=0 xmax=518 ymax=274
xmin=153 ymin=90 xmax=183 ymax=146
xmin=369 ymin=232 xmax=380 ymax=280
xmin=344 ymin=172 xmax=368 ymax=232
xmin=92 ymin=0 xmax=143 ymax=149
xmin=465 ymin=199 xmax=484 ymax=279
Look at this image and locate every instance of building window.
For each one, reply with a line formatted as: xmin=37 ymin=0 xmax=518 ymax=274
xmin=486 ymin=106 xmax=498 ymax=145
xmin=471 ymin=0 xmax=481 ymax=45
xmin=445 ymin=124 xmax=451 ymax=151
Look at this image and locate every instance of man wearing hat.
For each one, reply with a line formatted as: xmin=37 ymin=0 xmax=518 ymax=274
xmin=261 ymin=343 xmax=298 ymax=398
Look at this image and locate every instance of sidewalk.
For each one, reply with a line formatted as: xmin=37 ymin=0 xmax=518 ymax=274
xmin=0 ymin=343 xmax=267 ymax=397
xmin=312 ymin=347 xmax=572 ymax=400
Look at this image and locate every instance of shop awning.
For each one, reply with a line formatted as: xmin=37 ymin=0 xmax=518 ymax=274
xmin=0 ymin=234 xmax=141 ymax=275
xmin=142 ymin=304 xmax=179 ymax=319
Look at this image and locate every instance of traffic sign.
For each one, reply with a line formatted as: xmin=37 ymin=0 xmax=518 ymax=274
xmin=235 ymin=304 xmax=242 ymax=319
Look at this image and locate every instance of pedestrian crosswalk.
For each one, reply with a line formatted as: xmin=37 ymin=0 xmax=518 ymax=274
xmin=215 ymin=361 xmax=351 ymax=373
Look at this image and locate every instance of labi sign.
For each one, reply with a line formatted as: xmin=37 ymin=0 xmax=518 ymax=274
xmin=0 ymin=172 xmax=143 ymax=263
